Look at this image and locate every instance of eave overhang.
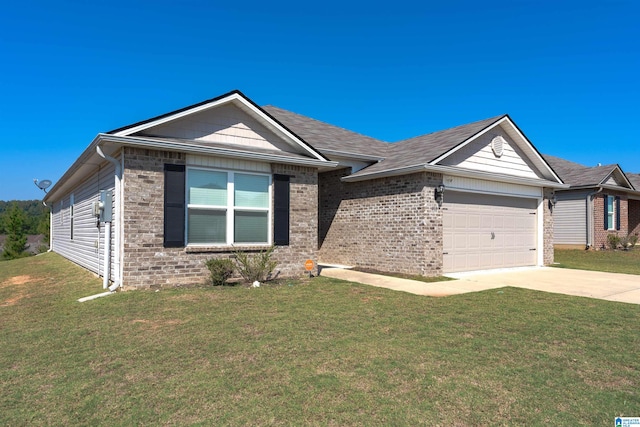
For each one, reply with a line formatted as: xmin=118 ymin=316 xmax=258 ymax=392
xmin=341 ymin=163 xmax=569 ymax=189
xmin=557 ymin=184 xmax=640 ymax=199
xmin=44 ymin=134 xmax=337 ymax=202
xmin=318 ymin=148 xmax=386 ymax=163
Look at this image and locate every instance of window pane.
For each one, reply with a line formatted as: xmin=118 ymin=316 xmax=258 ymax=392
xmin=188 ymin=209 xmax=226 ymax=244
xmin=607 ymin=196 xmax=614 ymax=229
xmin=235 ymin=211 xmax=268 ymax=243
xmin=235 ymin=174 xmax=269 ymax=208
xmin=189 ymin=170 xmax=227 ymax=206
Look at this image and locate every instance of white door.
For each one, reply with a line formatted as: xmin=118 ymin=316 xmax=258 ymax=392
xmin=443 ymin=191 xmax=538 ymax=273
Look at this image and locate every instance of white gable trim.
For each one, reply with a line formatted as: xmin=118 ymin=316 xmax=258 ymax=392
xmin=599 ymin=167 xmax=633 ymax=189
xmin=430 ymin=117 xmax=507 ymax=165
xmin=112 ymin=92 xmax=327 ymax=162
xmin=430 ymin=116 xmax=563 ymax=184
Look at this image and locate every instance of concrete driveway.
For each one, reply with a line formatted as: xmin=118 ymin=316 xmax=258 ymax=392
xmin=320 ymin=266 xmax=640 ymax=305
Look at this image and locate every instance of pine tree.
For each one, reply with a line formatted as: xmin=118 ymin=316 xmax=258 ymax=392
xmin=2 ymin=203 xmax=28 ymax=259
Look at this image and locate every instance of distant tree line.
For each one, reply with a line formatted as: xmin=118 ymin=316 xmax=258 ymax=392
xmin=0 ymin=200 xmax=50 ymax=260
xmin=0 ymin=200 xmax=50 ymax=236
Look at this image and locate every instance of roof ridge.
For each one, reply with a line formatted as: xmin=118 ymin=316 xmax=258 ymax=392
xmin=396 ymin=114 xmax=507 ymax=143
xmin=543 ymin=153 xmax=617 ymax=170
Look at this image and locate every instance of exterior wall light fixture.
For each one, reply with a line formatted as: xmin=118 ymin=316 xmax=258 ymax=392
xmin=548 ymin=192 xmax=558 ymax=212
xmin=435 ymin=184 xmax=445 ymax=206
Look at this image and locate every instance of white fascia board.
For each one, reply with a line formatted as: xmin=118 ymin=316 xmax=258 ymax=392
xmin=342 ymin=163 xmax=569 ymax=189
xmin=112 ymin=93 xmax=326 ymax=162
xmin=598 ymin=167 xmax=633 ymax=189
xmin=430 ymin=116 xmax=563 ymax=184
xmin=99 ymin=134 xmax=338 ymax=168
xmin=500 ymin=117 xmax=563 ymax=183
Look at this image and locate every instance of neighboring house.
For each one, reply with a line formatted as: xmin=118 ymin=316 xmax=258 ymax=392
xmin=44 ymin=90 xmax=564 ymax=290
xmin=543 ymin=155 xmax=640 ymax=249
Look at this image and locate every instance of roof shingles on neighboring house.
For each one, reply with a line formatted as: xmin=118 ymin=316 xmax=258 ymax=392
xmin=543 ymin=154 xmax=620 ymax=187
xmin=543 ymin=154 xmax=636 ymax=190
xmin=628 ymin=173 xmax=640 ymax=190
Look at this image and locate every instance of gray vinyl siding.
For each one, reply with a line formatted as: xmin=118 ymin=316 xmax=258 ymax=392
xmin=553 ymin=190 xmax=590 ymax=245
xmin=50 ymin=160 xmax=117 ymax=278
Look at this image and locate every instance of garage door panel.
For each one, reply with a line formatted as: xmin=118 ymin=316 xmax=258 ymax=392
xmin=443 ymin=191 xmax=538 ymax=273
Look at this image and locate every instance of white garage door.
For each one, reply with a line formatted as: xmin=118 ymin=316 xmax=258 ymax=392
xmin=443 ymin=191 xmax=538 ymax=273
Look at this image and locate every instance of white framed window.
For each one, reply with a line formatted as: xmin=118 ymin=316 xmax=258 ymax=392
xmin=607 ymin=195 xmax=615 ymax=230
xmin=186 ymin=168 xmax=271 ymax=245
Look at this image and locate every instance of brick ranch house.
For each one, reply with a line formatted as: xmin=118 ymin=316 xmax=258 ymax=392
xmin=44 ymin=90 xmax=565 ymax=290
xmin=543 ymin=155 xmax=640 ymax=249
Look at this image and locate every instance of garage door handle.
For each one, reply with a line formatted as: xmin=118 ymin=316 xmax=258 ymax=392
xmin=529 ymin=248 xmax=536 ymax=251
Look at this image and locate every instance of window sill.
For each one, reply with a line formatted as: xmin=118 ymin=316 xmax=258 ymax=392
xmin=185 ymin=244 xmax=272 ymax=254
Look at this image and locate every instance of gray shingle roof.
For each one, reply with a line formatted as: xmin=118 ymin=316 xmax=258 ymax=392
xmin=627 ymin=173 xmax=640 ymax=190
xmin=347 ymin=115 xmax=506 ymax=178
xmin=263 ymin=106 xmax=389 ymax=157
xmin=265 ymin=106 xmax=510 ymax=177
xmin=542 ymin=154 xmax=619 ymax=187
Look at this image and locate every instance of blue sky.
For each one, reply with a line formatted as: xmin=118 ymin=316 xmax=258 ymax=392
xmin=1 ymin=0 xmax=638 ymax=200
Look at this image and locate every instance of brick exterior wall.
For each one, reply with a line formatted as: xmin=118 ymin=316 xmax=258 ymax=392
xmin=593 ymin=192 xmax=629 ymax=249
xmin=543 ymin=188 xmax=555 ymax=265
xmin=121 ymin=147 xmax=318 ymax=289
xmin=319 ymin=169 xmax=555 ymax=275
xmin=629 ymin=199 xmax=640 ymax=238
xmin=318 ymin=169 xmax=443 ymax=276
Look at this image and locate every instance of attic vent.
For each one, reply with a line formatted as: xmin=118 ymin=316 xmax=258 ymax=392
xmin=491 ymin=135 xmax=505 ymax=158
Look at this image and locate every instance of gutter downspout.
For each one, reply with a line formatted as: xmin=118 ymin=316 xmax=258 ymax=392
xmin=586 ymin=187 xmax=603 ymax=248
xmin=96 ymin=144 xmax=122 ymax=292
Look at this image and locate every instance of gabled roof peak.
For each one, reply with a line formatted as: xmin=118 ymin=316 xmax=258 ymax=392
xmin=543 ymin=154 xmax=633 ymax=189
xmin=107 ymin=89 xmax=246 ymax=135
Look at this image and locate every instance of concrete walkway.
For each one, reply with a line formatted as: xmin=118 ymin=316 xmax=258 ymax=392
xmin=319 ymin=266 xmax=640 ymax=305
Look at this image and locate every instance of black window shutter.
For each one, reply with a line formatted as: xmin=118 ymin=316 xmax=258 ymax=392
xmin=164 ymin=164 xmax=186 ymax=247
xmin=604 ymin=195 xmax=608 ymax=230
xmin=273 ymin=174 xmax=290 ymax=246
xmin=615 ymin=196 xmax=621 ymax=231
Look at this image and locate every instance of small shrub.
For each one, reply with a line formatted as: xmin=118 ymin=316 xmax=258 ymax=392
xmin=234 ymin=246 xmax=278 ymax=284
xmin=205 ymin=258 xmax=235 ymax=286
xmin=607 ymin=234 xmax=621 ymax=250
xmin=619 ymin=234 xmax=629 ymax=250
xmin=627 ymin=234 xmax=638 ymax=250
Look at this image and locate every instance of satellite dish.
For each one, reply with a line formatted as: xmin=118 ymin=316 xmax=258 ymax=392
xmin=34 ymin=179 xmax=52 ymax=193
xmin=37 ymin=180 xmax=52 ymax=190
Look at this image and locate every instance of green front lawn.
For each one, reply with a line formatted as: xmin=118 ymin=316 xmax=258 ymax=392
xmin=1 ymin=253 xmax=639 ymax=425
xmin=554 ymin=248 xmax=640 ymax=275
